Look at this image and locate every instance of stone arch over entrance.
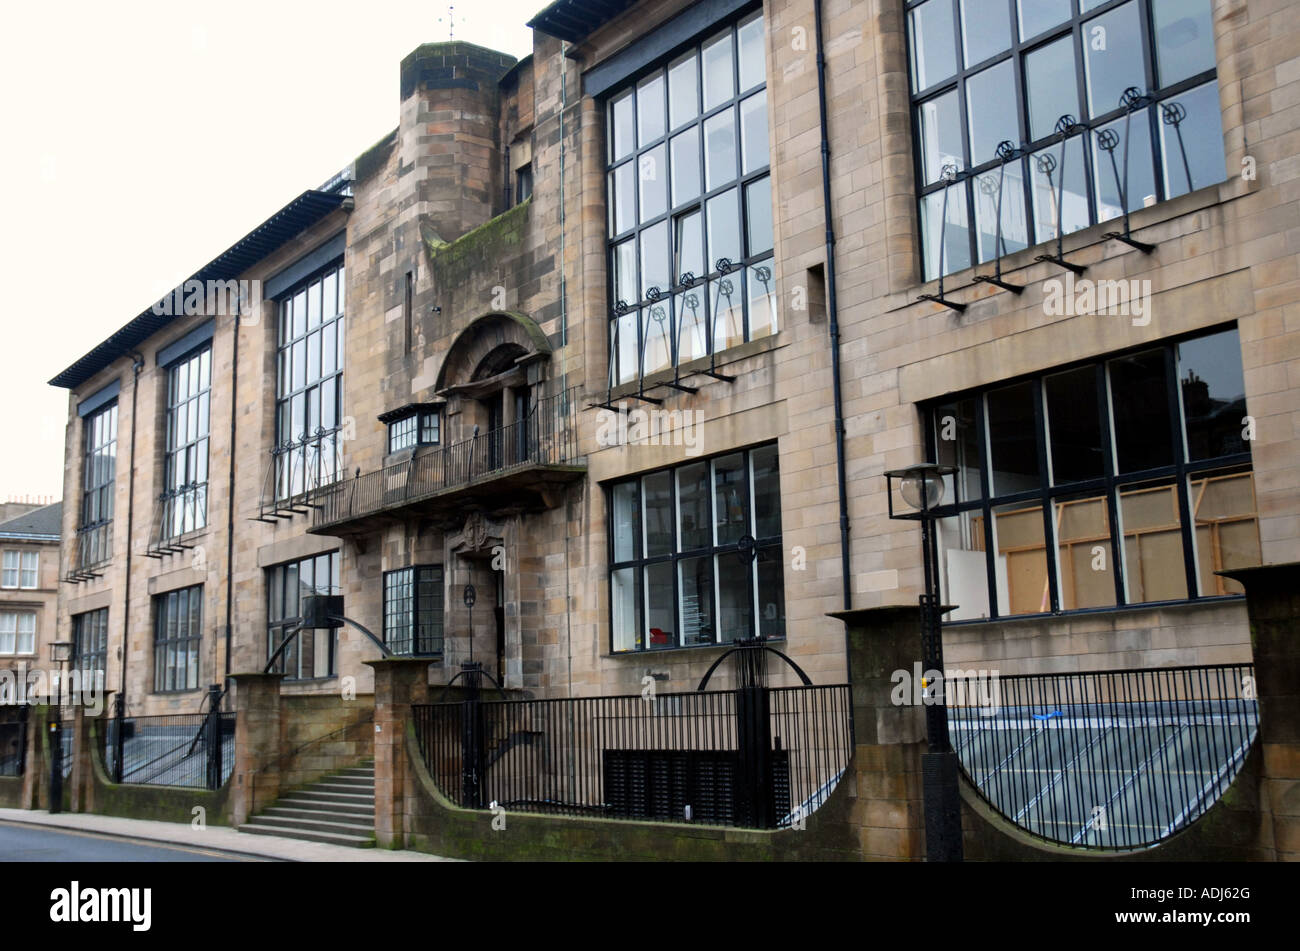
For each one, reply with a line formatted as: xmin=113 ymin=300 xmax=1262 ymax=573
xmin=434 ymin=311 xmax=552 ymax=393
xmin=434 ymin=311 xmax=553 ymax=451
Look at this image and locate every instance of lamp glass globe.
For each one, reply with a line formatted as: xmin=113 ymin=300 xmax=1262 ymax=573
xmin=900 ymin=469 xmax=945 ymax=511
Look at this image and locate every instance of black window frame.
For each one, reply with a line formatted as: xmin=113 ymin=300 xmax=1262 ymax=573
xmin=515 ymin=164 xmax=534 ymax=205
xmin=905 ymin=0 xmax=1224 ymax=280
xmin=386 ymin=408 xmax=441 ymax=453
xmin=382 ymin=565 xmax=445 ymax=657
xmin=153 ymin=585 xmax=203 ymax=694
xmin=160 ymin=343 xmax=211 ymax=540
xmin=266 ymin=551 xmax=341 ymax=681
xmin=78 ymin=400 xmax=118 ymax=568
xmin=607 ymin=442 xmax=785 ymax=654
xmin=604 ymin=6 xmax=777 ymax=387
xmin=923 ymin=323 xmax=1257 ymax=623
xmin=73 ymin=608 xmax=109 ymax=682
xmin=274 ymin=259 xmax=345 ymax=500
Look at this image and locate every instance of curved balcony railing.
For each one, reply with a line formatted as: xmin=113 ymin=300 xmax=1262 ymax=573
xmin=313 ymin=387 xmax=581 ymax=531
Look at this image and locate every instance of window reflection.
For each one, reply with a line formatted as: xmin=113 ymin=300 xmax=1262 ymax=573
xmin=1160 ymin=81 xmax=1226 ymax=199
xmin=1178 ymin=328 xmax=1248 ymax=460
xmin=1109 ymin=349 xmax=1175 ymax=473
xmin=1152 ymin=0 xmax=1216 ymax=87
xmin=987 ymin=381 xmax=1040 ymax=495
xmin=926 ymin=329 xmax=1260 ymax=620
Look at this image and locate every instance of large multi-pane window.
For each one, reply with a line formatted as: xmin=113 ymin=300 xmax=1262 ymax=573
xmin=79 ymin=401 xmax=117 ymax=567
xmin=267 ymin=551 xmax=340 ymax=680
xmin=275 ymin=262 xmax=344 ymax=499
xmin=606 ymin=9 xmax=776 ymax=385
xmin=161 ymin=346 xmax=211 ymax=538
xmin=153 ymin=585 xmax=202 ymax=692
xmin=0 ymin=611 xmax=35 ymax=655
xmin=907 ymin=0 xmax=1225 ymax=279
xmin=383 ymin=565 xmax=445 ymax=656
xmin=1 ymin=551 xmax=37 ymax=589
xmin=926 ymin=326 xmax=1259 ymax=621
xmin=73 ymin=608 xmax=108 ymax=681
xmin=608 ymin=444 xmax=784 ymax=652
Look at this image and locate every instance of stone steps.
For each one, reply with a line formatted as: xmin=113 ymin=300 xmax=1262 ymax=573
xmin=241 ymin=763 xmax=376 ymax=848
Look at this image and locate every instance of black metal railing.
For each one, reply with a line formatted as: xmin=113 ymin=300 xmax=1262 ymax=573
xmin=256 ymin=426 xmax=345 ymax=522
xmin=144 ymin=483 xmax=208 ymax=557
xmin=314 ymin=387 xmax=581 ymax=529
xmin=59 ymin=718 xmax=74 ymax=780
xmin=65 ymin=521 xmax=112 ymax=580
xmin=947 ymin=663 xmax=1259 ymax=850
xmin=101 ymin=711 xmax=235 ymax=789
xmin=413 ymin=681 xmax=852 ymax=829
xmin=0 ymin=708 xmax=27 ymax=777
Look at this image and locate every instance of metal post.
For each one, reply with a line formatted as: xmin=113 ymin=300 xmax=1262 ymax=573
xmin=731 ymin=635 xmax=774 ymax=828
xmin=111 ymin=692 xmax=125 ymax=784
xmin=205 ymin=683 xmax=223 ymax=791
xmin=48 ymin=719 xmax=62 ymax=814
xmin=917 ymin=497 xmax=963 ymax=861
xmin=460 ymin=662 xmax=485 ymax=809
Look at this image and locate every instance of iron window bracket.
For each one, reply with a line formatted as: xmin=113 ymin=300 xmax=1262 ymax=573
xmin=972 ymin=142 xmax=1026 ymax=294
xmin=916 ymin=164 xmax=969 ymax=313
xmin=1032 ymin=115 xmax=1091 ymax=276
xmin=1099 ymin=89 xmax=1158 ymax=255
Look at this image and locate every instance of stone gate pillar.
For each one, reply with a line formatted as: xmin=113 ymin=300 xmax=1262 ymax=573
xmin=20 ymin=702 xmax=47 ymax=810
xmin=1221 ymin=562 xmax=1300 ymax=861
xmin=228 ymin=672 xmax=284 ymax=827
xmin=365 ymin=657 xmax=432 ymax=848
xmin=830 ymin=606 xmax=929 ymax=860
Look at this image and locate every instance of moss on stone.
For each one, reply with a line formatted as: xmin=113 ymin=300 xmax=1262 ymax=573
xmin=354 ymin=129 xmax=398 ymax=183
xmin=424 ymin=199 xmax=529 ymax=291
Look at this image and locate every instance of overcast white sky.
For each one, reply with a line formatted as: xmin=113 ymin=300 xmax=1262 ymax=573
xmin=0 ymin=0 xmax=538 ymax=502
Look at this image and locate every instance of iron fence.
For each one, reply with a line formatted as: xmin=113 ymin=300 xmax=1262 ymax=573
xmin=0 ymin=708 xmax=26 ymax=777
xmin=413 ymin=683 xmax=852 ymax=829
xmin=101 ymin=712 xmax=236 ymax=789
xmin=947 ymin=663 xmax=1259 ymax=849
xmin=315 ymin=387 xmax=581 ymax=529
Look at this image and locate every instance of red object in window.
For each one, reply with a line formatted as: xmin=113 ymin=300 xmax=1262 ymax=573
xmin=649 ymin=628 xmax=671 ymax=645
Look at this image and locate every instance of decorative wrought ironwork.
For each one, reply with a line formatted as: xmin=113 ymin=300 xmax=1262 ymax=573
xmin=1100 ymin=88 xmax=1157 ymax=253
xmin=1034 ymin=115 xmax=1090 ymax=276
xmin=917 ymin=163 xmax=968 ymax=313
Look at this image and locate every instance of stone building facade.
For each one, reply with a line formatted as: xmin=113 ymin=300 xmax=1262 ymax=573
xmin=0 ymin=502 xmax=62 ymax=692
xmin=48 ymin=0 xmax=1294 ymax=721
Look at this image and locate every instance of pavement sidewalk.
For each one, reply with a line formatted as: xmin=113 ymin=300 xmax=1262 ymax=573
xmin=0 ymin=809 xmax=460 ymax=862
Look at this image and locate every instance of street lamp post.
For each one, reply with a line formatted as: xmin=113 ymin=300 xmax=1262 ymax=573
xmin=48 ymin=640 xmax=73 ymax=814
xmin=884 ymin=463 xmax=963 ymax=862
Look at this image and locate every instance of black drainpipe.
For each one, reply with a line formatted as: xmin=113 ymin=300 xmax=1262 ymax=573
xmin=814 ymin=0 xmax=852 ymax=612
xmin=117 ymin=354 xmax=144 ymax=717
xmin=223 ymin=308 xmax=240 ymax=688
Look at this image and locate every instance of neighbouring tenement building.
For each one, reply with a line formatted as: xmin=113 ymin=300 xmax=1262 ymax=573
xmin=42 ymin=0 xmax=1296 ymax=851
xmin=0 ymin=502 xmax=61 ymax=690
